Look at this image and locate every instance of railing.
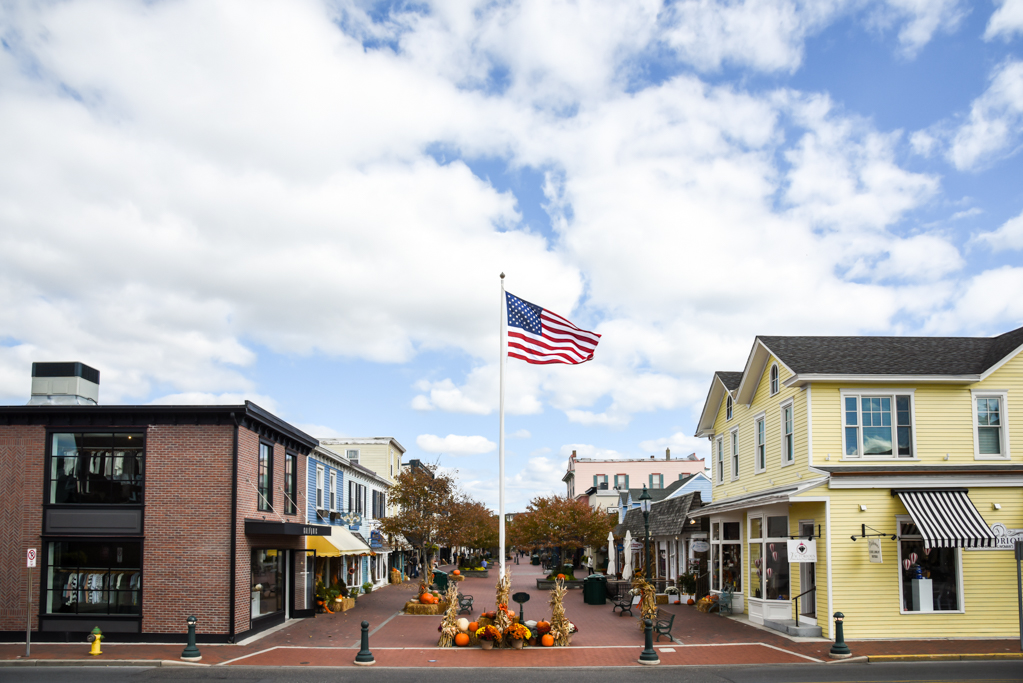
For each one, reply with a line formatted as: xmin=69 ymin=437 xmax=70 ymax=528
xmin=694 ymin=571 xmax=711 ymax=601
xmin=793 ymin=585 xmax=816 ymax=618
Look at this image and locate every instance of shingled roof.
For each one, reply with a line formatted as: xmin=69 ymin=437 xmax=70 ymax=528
xmin=715 ymin=371 xmax=743 ymax=391
xmin=760 ymin=325 xmax=1023 ymax=376
xmin=616 ymin=491 xmax=701 ymax=538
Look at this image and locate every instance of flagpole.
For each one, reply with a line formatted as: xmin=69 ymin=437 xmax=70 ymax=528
xmin=499 ymin=272 xmax=507 ymax=580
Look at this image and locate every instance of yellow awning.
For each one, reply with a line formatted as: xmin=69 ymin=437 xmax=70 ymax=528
xmin=306 ymin=526 xmax=372 ymax=557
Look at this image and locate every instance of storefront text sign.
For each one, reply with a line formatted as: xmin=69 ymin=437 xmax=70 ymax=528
xmin=965 ymin=524 xmax=1023 ymax=551
xmin=787 ymin=539 xmax=817 ymax=563
xmin=867 ymin=538 xmax=883 ymax=563
xmin=691 ymin=541 xmax=709 ymax=553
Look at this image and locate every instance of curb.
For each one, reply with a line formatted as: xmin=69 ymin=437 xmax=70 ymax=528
xmin=0 ymin=659 xmax=209 ymax=668
xmin=867 ymin=653 xmax=1023 ymax=662
xmin=825 ymin=655 xmax=868 ymax=664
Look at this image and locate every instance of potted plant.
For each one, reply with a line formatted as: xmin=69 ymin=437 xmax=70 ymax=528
xmin=362 ymin=581 xmax=374 ymax=594
xmin=505 ymin=623 xmax=530 ymax=649
xmin=475 ymin=624 xmax=502 ymax=650
xmin=665 ymin=585 xmax=681 ymax=604
xmin=679 ymin=570 xmax=698 ymax=604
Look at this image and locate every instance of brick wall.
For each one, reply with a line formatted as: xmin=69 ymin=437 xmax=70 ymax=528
xmin=0 ymin=426 xmax=46 ymax=632
xmin=141 ymin=424 xmax=233 ymax=635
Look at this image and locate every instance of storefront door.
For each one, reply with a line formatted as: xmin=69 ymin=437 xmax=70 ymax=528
xmin=798 ymin=522 xmax=816 ymax=618
xmin=290 ymin=549 xmax=316 ymax=619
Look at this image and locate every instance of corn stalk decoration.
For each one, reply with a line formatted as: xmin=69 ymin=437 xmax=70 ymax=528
xmin=493 ymin=573 xmax=513 ymax=646
xmin=631 ymin=573 xmax=657 ymax=631
xmin=437 ymin=583 xmax=461 ymax=647
xmin=548 ymin=578 xmax=570 ymax=646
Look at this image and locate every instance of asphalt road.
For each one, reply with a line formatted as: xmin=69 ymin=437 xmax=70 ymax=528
xmin=0 ymin=662 xmax=1020 ymax=683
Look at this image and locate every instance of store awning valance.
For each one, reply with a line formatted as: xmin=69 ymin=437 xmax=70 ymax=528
xmin=894 ymin=489 xmax=997 ymax=549
xmin=306 ymin=526 xmax=373 ymax=557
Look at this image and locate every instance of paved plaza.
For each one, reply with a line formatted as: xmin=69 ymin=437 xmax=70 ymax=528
xmin=2 ymin=561 xmax=1020 ymax=668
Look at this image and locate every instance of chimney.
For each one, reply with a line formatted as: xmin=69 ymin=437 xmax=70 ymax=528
xmin=571 ymin=450 xmax=576 ymax=459
xmin=29 ymin=362 xmax=100 ymax=405
xmin=665 ymin=447 xmax=671 ymax=460
xmin=650 ymin=455 xmax=654 ymax=459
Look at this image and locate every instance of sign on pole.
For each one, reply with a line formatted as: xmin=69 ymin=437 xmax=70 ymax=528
xmin=867 ymin=538 xmax=883 ymax=563
xmin=27 ymin=548 xmax=36 ymax=568
xmin=787 ymin=539 xmax=817 ymax=563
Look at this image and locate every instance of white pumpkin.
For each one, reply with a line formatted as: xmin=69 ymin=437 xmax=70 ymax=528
xmin=456 ymin=618 xmax=470 ymax=632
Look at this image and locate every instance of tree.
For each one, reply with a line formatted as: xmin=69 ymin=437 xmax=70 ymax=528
xmin=377 ymin=463 xmax=456 ymax=580
xmin=508 ymin=495 xmax=615 ymax=561
xmin=442 ymin=497 xmax=499 ymax=553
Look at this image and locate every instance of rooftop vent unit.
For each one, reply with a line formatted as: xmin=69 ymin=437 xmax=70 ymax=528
xmin=28 ymin=362 xmax=100 ymax=406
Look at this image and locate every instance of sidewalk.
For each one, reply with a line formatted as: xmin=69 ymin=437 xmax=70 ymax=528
xmin=3 ymin=561 xmax=1020 ymax=667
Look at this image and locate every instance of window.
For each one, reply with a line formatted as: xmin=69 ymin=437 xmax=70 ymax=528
xmin=593 ymin=474 xmax=608 ymax=489
xmin=614 ymin=474 xmax=629 ymax=489
xmin=348 ymin=481 xmax=354 ymax=512
xmin=48 ymin=432 xmax=145 ymax=505
xmin=781 ymin=401 xmax=794 ymax=464
xmin=754 ymin=416 xmax=766 ymax=473
xmin=973 ymin=391 xmax=1009 ymax=460
xmin=726 ymin=395 xmax=733 ymax=420
xmin=748 ymin=515 xmax=790 ymax=600
xmin=710 ymin=521 xmax=742 ymax=593
xmin=251 ymin=549 xmax=283 ymax=617
xmin=315 ymin=465 xmax=324 ymax=509
xmin=329 ymin=471 xmax=336 ymax=510
xmin=897 ymin=518 xmax=961 ymax=612
xmin=730 ymin=429 xmax=739 ymax=480
xmin=379 ymin=491 xmax=387 ymax=518
xmin=649 ymin=473 xmax=664 ymax=489
xmin=45 ymin=541 xmax=141 ymax=615
xmin=716 ymin=437 xmax=724 ymax=484
xmin=347 ymin=449 xmax=360 ymax=464
xmin=842 ymin=391 xmax=914 ymax=458
xmin=258 ymin=443 xmax=272 ymax=511
xmin=770 ymin=364 xmax=779 ymax=395
xmin=284 ymin=453 xmax=296 ymax=514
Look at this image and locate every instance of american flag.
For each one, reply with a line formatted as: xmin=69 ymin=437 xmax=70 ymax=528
xmin=506 ymin=292 xmax=601 ymax=365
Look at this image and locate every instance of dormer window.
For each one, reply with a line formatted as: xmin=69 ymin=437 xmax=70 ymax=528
xmin=347 ymin=449 xmax=359 ymax=464
xmin=770 ymin=365 xmax=779 ymax=395
xmin=726 ymin=396 xmax=733 ymax=420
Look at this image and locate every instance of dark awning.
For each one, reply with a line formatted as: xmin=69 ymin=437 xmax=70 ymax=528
xmin=894 ymin=489 xmax=996 ymax=549
xmin=244 ymin=519 xmax=331 ymax=536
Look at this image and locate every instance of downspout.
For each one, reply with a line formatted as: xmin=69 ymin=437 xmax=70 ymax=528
xmin=229 ymin=413 xmax=239 ymax=643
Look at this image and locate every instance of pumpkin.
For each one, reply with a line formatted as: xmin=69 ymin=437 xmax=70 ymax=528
xmin=454 ymin=632 xmax=470 ymax=647
xmin=541 ymin=634 xmax=554 ymax=647
xmin=452 ymin=569 xmax=461 ymax=576
xmin=537 ymin=620 xmax=550 ymax=631
xmin=468 ymin=621 xmax=479 ymax=633
xmin=687 ymin=597 xmax=696 ymax=605
xmin=421 ymin=593 xmax=435 ymax=604
xmin=456 ymin=618 xmax=469 ymax=632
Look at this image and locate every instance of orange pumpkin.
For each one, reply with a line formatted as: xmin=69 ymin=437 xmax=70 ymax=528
xmin=687 ymin=597 xmax=695 ymax=605
xmin=468 ymin=621 xmax=479 ymax=633
xmin=537 ymin=620 xmax=550 ymax=631
xmin=454 ymin=632 xmax=470 ymax=647
xmin=541 ymin=634 xmax=554 ymax=647
xmin=420 ymin=593 xmax=434 ymax=604
xmin=452 ymin=569 xmax=461 ymax=576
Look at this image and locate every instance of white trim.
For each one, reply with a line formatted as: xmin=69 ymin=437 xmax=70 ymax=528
xmin=827 ymin=474 xmax=1023 ymax=489
xmin=716 ymin=436 xmax=725 ymax=485
xmin=736 ymin=340 xmax=796 ymax=406
xmin=806 ymin=385 xmax=813 ymax=467
xmin=329 ymin=470 xmax=336 ymax=511
xmin=730 ymin=427 xmax=740 ymax=481
xmin=769 ymin=363 xmax=780 ymax=396
xmin=895 ymin=515 xmax=965 ymax=615
xmin=785 ymin=373 xmax=978 ymax=387
xmin=315 ymin=464 xmax=324 ymax=510
xmin=779 ymin=398 xmax=795 ymax=467
xmin=971 ymin=389 xmax=1011 ymax=461
xmin=979 ymin=340 xmax=1023 ymax=380
xmin=726 ymin=395 xmax=734 ymax=422
xmin=753 ymin=411 xmax=767 ymax=474
xmin=839 ymin=389 xmax=918 ymax=460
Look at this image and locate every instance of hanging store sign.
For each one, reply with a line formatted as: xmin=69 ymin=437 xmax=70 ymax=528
xmin=965 ymin=524 xmax=1023 ymax=551
xmin=691 ymin=541 xmax=709 ymax=553
xmin=867 ymin=538 xmax=883 ymax=563
xmin=787 ymin=538 xmax=817 ymax=563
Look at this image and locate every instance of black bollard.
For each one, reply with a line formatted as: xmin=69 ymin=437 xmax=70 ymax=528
xmin=639 ymin=618 xmax=660 ymax=665
xmin=829 ymin=612 xmax=851 ymax=659
xmin=354 ymin=620 xmax=375 ymax=666
xmin=181 ymin=615 xmax=201 ymax=661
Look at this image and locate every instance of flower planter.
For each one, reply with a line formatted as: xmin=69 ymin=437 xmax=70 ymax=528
xmin=461 ymin=570 xmax=489 ymax=578
xmin=510 ymin=638 xmax=524 ymax=649
xmin=536 ymin=579 xmax=585 ymax=590
xmin=480 ymin=640 xmax=495 ymax=650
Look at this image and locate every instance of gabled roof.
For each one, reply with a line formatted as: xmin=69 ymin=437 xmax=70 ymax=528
xmin=716 ymin=371 xmax=743 ymax=391
xmin=615 ymin=479 xmax=685 ymax=507
xmin=616 ymin=492 xmax=700 ymax=538
xmin=697 ymin=325 xmax=1023 ymax=437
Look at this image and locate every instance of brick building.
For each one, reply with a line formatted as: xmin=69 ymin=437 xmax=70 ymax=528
xmin=0 ymin=363 xmax=329 ymax=643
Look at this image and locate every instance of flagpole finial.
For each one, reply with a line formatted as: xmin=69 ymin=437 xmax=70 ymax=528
xmin=500 ymin=272 xmax=505 ymax=279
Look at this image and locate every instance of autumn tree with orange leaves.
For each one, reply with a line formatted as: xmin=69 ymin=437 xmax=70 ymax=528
xmin=508 ymin=495 xmax=615 ymax=559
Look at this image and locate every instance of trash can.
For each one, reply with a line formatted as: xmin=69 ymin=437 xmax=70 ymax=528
xmin=433 ymin=570 xmax=448 ymax=593
xmin=584 ymin=574 xmax=607 ymax=605
xmin=531 ymin=555 xmax=540 ymax=566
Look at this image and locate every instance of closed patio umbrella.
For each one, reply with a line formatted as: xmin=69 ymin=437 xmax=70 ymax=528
xmin=622 ymin=530 xmax=633 ymax=581
xmin=606 ymin=531 xmax=616 ymax=576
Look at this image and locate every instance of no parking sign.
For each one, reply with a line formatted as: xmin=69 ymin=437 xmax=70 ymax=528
xmin=26 ymin=549 xmax=36 ymax=568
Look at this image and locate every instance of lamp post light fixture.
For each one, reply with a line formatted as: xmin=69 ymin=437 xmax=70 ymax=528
xmin=639 ymin=486 xmax=652 ymax=579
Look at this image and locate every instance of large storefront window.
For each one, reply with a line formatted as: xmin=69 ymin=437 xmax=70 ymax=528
xmin=49 ymin=433 xmax=144 ymax=505
xmin=46 ymin=541 xmax=141 ymax=615
xmin=898 ymin=520 xmax=961 ymax=612
xmin=711 ymin=521 xmax=742 ymax=592
xmin=749 ymin=515 xmax=790 ymax=600
xmin=251 ymin=550 xmax=283 ymax=618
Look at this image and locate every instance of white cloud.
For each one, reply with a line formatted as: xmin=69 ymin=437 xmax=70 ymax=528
xmin=975 ymin=209 xmax=1023 ymax=251
xmin=148 ymin=392 xmax=279 ymax=411
xmin=416 ymin=433 xmax=497 ymax=456
xmin=508 ymin=429 xmax=531 ymax=439
xmin=949 ymin=59 xmax=1023 ymax=170
xmin=872 ymin=0 xmax=966 ymax=57
xmin=985 ymin=0 xmax=1023 ymax=41
xmin=559 ymin=444 xmax=627 ymax=459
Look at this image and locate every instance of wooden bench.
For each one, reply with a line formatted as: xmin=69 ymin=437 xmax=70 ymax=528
xmin=654 ymin=609 xmax=675 ymax=642
xmin=458 ymin=594 xmax=474 ymax=614
xmin=612 ymin=595 xmax=633 ymax=616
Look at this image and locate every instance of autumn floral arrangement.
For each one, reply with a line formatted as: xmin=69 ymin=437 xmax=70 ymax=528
xmin=505 ymin=622 xmax=531 ymax=642
xmin=475 ymin=624 xmax=502 ymax=642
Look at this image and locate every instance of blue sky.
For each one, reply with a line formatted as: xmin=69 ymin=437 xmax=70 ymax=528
xmin=1 ymin=0 xmax=1022 ymax=512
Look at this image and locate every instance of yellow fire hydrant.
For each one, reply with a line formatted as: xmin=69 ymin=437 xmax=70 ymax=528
xmin=88 ymin=626 xmax=104 ymax=656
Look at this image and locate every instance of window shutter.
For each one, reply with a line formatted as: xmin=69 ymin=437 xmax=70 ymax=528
xmin=593 ymin=475 xmax=598 ymax=487
xmin=659 ymin=474 xmax=664 ymax=488
xmin=625 ymin=475 xmax=629 ymax=489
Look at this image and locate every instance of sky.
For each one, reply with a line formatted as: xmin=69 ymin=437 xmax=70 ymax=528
xmin=2 ymin=0 xmax=1023 ymax=513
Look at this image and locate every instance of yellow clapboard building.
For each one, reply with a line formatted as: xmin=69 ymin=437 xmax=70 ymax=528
xmin=691 ymin=326 xmax=1023 ymax=641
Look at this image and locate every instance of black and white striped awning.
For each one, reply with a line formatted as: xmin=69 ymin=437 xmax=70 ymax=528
xmin=894 ymin=489 xmax=997 ymax=549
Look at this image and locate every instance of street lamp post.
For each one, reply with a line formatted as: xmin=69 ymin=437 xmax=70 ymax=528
xmin=639 ymin=486 xmax=652 ymax=579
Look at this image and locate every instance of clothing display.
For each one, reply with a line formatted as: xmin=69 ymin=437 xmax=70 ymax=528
xmin=50 ymin=569 xmax=141 ymax=613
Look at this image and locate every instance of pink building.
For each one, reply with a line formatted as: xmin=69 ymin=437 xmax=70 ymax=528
xmin=563 ymin=449 xmax=707 ymax=501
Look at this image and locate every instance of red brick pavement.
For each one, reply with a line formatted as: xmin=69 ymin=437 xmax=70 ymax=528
xmin=2 ymin=561 xmax=1018 ymax=666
